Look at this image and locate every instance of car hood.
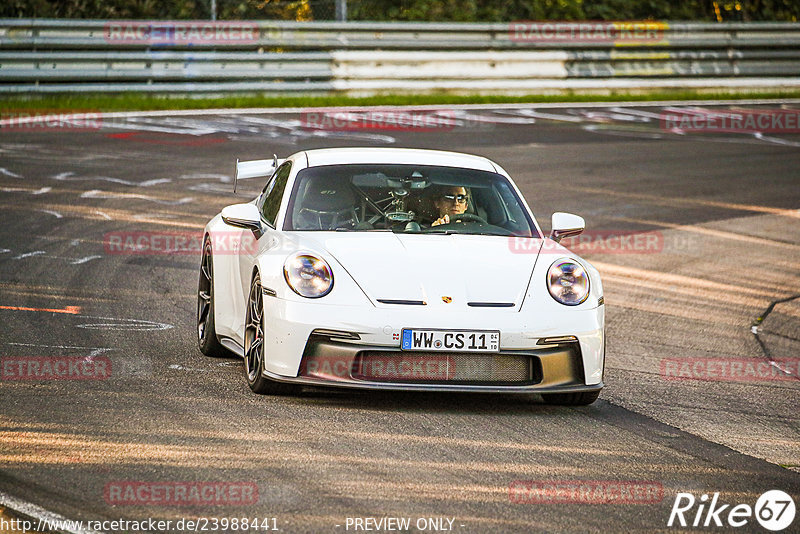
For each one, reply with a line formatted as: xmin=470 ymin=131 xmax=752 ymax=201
xmin=313 ymin=233 xmax=544 ymax=309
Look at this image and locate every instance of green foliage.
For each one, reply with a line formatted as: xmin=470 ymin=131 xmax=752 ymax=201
xmin=5 ymin=89 xmax=800 ymax=113
xmin=0 ymin=0 xmax=797 ymax=21
xmin=350 ymin=0 xmax=586 ymax=22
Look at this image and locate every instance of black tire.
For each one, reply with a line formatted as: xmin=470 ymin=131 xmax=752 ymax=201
xmin=243 ymin=273 xmax=300 ymax=395
xmin=197 ymin=237 xmax=228 ymax=357
xmin=541 ymin=390 xmax=601 ymax=406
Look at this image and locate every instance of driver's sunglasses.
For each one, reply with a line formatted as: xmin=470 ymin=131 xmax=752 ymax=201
xmin=440 ymin=194 xmax=469 ymax=203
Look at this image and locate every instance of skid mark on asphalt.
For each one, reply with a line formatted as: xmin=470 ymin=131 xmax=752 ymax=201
xmin=7 ymin=343 xmax=114 ymax=356
xmin=11 ymin=251 xmax=45 ymax=260
xmin=582 ymin=124 xmax=665 ymax=139
xmin=109 ymin=117 xmax=222 ymax=136
xmin=0 ymin=289 xmax=111 ymax=303
xmin=0 ymin=430 xmax=701 ymax=479
xmin=75 ymin=315 xmax=173 ymax=331
xmin=499 ymin=108 xmax=583 ymax=122
xmin=231 ymin=115 xmax=397 ymax=143
xmin=0 ymin=305 xmax=81 ymax=314
xmin=328 ymin=430 xmax=649 ymax=457
xmin=0 ymin=304 xmax=171 ymax=330
xmin=447 ymin=109 xmax=536 ymax=124
xmin=179 ymin=172 xmax=231 ymax=183
xmin=0 ymin=186 xmax=51 ymax=195
xmin=80 ymin=190 xmax=193 ymax=205
xmin=107 ymin=115 xmax=398 ymax=144
xmin=754 ymin=132 xmax=800 ymax=147
xmin=575 ymin=186 xmax=800 ymax=219
xmin=168 ymin=364 xmax=212 ymax=372
xmin=491 ymin=104 xmax=800 ymax=147
xmin=69 ymin=255 xmax=101 ymax=265
xmin=3 ymin=248 xmax=102 ymax=266
xmin=187 ymin=183 xmax=237 ymax=194
xmin=52 ymin=171 xmax=171 ymax=187
xmin=604 ymin=292 xmax=755 ymax=329
xmin=106 ymin=131 xmax=228 ymax=146
xmin=0 ymin=203 xmax=205 ymax=228
xmin=131 ymin=212 xmax=180 ymax=220
xmin=37 ymin=209 xmax=62 ymax=219
xmin=0 ymin=282 xmax=190 ymax=301
xmin=594 ymin=261 xmax=785 ymax=301
xmin=606 ymin=215 xmax=800 ymax=252
xmin=601 ymin=273 xmax=776 ymax=309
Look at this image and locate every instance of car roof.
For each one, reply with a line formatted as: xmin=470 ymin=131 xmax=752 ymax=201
xmin=302 ymin=147 xmax=498 ymax=172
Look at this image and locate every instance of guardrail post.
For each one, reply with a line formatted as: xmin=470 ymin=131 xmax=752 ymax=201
xmin=336 ymin=0 xmax=347 ymax=22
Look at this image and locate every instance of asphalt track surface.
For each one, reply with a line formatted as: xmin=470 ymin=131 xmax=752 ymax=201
xmin=0 ymin=102 xmax=798 ymax=534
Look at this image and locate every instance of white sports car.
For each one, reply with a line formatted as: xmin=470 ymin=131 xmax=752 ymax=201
xmin=198 ymin=148 xmax=604 ymax=405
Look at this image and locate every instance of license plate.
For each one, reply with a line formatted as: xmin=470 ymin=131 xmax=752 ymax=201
xmin=401 ymin=329 xmax=500 ymax=353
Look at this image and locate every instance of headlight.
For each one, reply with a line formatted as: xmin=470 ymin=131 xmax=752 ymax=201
xmin=283 ymin=253 xmax=333 ymax=298
xmin=547 ymin=259 xmax=589 ymax=306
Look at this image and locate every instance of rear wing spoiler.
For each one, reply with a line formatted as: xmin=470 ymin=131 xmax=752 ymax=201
xmin=233 ymin=155 xmax=285 ymax=193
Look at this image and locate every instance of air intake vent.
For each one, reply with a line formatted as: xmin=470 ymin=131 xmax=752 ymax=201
xmin=353 ymin=351 xmax=535 ymax=385
xmin=467 ymin=302 xmax=515 ymax=308
xmin=377 ymin=299 xmax=427 ymax=306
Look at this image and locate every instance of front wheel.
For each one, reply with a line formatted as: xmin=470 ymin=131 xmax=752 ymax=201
xmin=541 ymin=390 xmax=600 ymax=406
xmin=243 ymin=273 xmax=299 ymax=395
xmin=197 ymin=238 xmax=228 ymax=357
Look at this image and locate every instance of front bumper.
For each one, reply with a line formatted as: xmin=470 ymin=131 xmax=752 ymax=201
xmin=260 ymin=296 xmax=605 ymax=392
xmin=262 ymin=335 xmax=602 ymax=393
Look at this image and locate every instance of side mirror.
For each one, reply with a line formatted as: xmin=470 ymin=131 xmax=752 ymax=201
xmin=550 ymin=212 xmax=585 ymax=243
xmin=221 ymin=203 xmax=264 ymax=239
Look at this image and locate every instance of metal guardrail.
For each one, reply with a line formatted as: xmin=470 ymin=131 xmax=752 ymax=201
xmin=1 ymin=19 xmax=799 ymax=94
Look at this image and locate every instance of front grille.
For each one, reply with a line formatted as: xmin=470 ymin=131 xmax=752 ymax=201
xmin=352 ymin=351 xmax=535 ymax=385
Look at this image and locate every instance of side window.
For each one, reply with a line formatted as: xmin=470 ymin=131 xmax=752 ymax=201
xmin=260 ymin=162 xmax=292 ymax=227
xmin=495 ymin=181 xmax=537 ymax=237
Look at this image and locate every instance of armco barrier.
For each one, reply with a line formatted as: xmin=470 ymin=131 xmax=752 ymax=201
xmin=1 ymin=20 xmax=799 ymax=94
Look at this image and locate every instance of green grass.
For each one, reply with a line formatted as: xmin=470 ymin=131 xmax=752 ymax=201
xmin=3 ymin=89 xmax=800 ymax=112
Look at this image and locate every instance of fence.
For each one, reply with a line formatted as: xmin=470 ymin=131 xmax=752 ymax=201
xmin=1 ymin=20 xmax=799 ymax=94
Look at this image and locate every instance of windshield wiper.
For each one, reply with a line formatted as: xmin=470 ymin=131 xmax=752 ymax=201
xmin=416 ymin=229 xmax=458 ymax=235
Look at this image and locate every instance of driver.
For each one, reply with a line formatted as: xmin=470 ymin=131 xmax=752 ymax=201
xmin=431 ymin=186 xmax=469 ymax=226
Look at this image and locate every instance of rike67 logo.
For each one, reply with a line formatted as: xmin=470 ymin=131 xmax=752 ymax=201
xmin=668 ymin=490 xmax=795 ymax=531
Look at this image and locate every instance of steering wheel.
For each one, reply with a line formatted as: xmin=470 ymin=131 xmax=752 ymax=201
xmin=447 ymin=213 xmax=488 ymax=225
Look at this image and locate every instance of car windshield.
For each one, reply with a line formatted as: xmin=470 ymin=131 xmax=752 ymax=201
xmin=283 ymin=164 xmax=539 ymax=237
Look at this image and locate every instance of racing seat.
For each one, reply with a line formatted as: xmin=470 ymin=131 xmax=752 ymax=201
xmin=466 ymin=192 xmax=488 ymax=221
xmin=295 ymin=178 xmax=359 ymax=230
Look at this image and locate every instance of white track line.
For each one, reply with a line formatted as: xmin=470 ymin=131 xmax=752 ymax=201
xmin=0 ymin=168 xmax=22 ymax=178
xmin=0 ymin=490 xmax=105 ymax=534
